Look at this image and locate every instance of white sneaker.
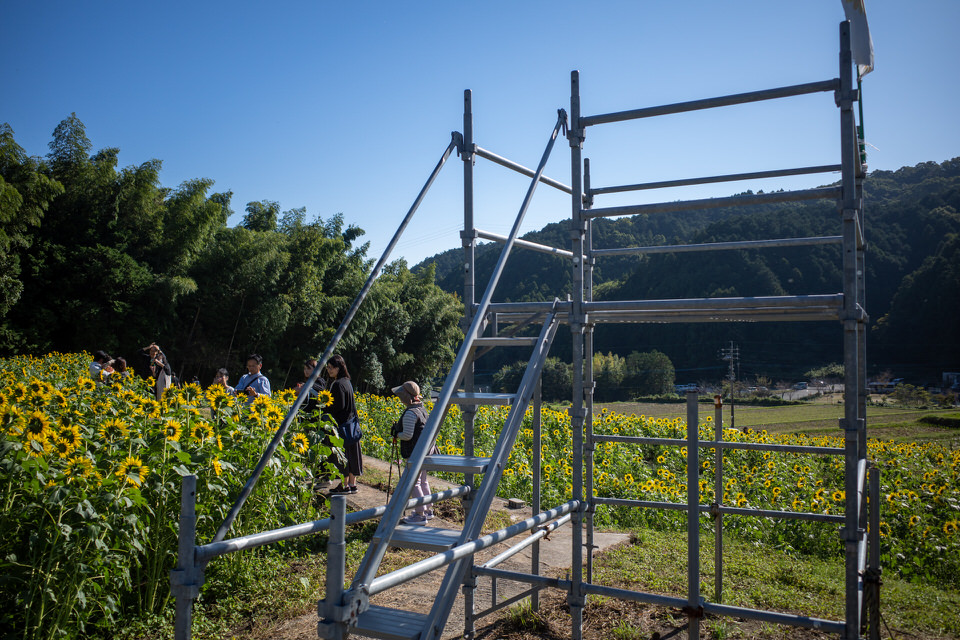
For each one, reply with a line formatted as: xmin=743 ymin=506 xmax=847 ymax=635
xmin=423 ymin=509 xmax=435 ymax=521
xmin=401 ymin=514 xmax=428 ymax=525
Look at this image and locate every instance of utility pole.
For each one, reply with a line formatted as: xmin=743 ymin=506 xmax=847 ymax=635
xmin=720 ymin=342 xmax=739 ymax=430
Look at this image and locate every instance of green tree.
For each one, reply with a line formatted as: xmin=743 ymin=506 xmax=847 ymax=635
xmin=593 ymin=352 xmax=627 ymax=402
xmin=493 ymin=356 xmax=572 ymax=402
xmin=345 ymin=260 xmax=462 ymax=392
xmin=242 ymin=200 xmax=280 ymax=232
xmin=874 ymin=230 xmax=960 ymax=369
xmin=0 ymin=123 xmax=63 ymax=348
xmin=624 ymin=350 xmax=675 ymax=397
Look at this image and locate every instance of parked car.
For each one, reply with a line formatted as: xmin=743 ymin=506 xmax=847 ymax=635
xmin=793 ymin=382 xmax=808 ymax=390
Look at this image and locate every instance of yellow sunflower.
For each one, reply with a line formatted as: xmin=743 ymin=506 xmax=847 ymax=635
xmin=116 ymin=455 xmax=149 ymax=487
xmin=65 ymin=455 xmax=94 ymax=479
xmin=23 ymin=410 xmax=53 ymax=441
xmin=26 ymin=437 xmax=53 ymax=458
xmin=57 ymin=424 xmax=83 ymax=448
xmin=318 ymin=389 xmax=334 ymax=408
xmin=99 ymin=417 xmax=130 ymax=440
xmin=164 ymin=420 xmax=183 ymax=442
xmin=52 ymin=438 xmax=75 ymax=459
xmin=291 ymin=433 xmax=309 ymax=454
xmin=76 ymin=378 xmax=96 ymax=392
xmin=49 ymin=390 xmax=69 ymax=409
xmin=211 ymin=457 xmax=223 ymax=477
xmin=190 ymin=421 xmax=214 ymax=443
xmin=26 ymin=390 xmax=49 ymax=409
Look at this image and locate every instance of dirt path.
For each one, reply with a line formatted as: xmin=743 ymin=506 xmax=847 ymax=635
xmin=266 ymin=455 xmax=630 ymax=639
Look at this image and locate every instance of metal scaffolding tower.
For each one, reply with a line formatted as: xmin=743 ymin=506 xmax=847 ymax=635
xmin=172 ymin=18 xmax=878 ymax=640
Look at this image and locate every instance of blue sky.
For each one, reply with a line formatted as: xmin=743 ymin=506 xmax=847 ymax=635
xmin=5 ymin=1 xmax=959 ymax=267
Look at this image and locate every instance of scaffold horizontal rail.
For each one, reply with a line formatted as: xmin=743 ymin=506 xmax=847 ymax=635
xmin=703 ymin=602 xmax=845 ymax=635
xmin=592 ymin=235 xmax=843 ymax=257
xmin=476 ymin=229 xmax=576 ymax=258
xmin=592 ymin=433 xmax=845 ymax=456
xmin=591 ymin=496 xmax=845 ymax=524
xmin=585 ymin=294 xmax=843 ymax=312
xmin=580 ymin=78 xmax=840 ymax=126
xmin=474 ymin=145 xmax=572 ymax=194
xmin=583 ymin=186 xmax=842 ymax=219
xmin=589 ymin=164 xmax=841 ymax=196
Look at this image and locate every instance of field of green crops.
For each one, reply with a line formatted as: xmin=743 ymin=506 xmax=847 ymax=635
xmin=2 ymin=352 xmax=959 ymax=639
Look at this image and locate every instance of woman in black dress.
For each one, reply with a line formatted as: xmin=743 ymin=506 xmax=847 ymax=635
xmin=323 ymin=354 xmax=362 ymax=493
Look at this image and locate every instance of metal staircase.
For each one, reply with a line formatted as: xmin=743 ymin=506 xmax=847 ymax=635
xmin=317 ymin=112 xmax=569 ymax=640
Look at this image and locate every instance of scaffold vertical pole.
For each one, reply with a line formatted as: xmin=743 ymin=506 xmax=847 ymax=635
xmin=714 ymin=394 xmax=724 ymax=602
xmin=568 ymin=68 xmax=586 ymax=640
xmin=171 ymin=475 xmax=200 ymax=640
xmin=839 ymin=19 xmax=863 ymax=640
xmin=686 ymin=392 xmax=701 ymax=639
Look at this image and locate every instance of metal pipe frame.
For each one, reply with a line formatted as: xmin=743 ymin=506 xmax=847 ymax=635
xmin=171 ymin=476 xmax=199 ymax=640
xmin=317 ymin=495 xmax=347 ymax=640
xmin=196 ymin=486 xmax=470 ymax=563
xmin=703 ymin=602 xmax=845 ymax=635
xmin=348 ymin=113 xmax=568 ymax=617
xmin=473 ymin=566 xmax=571 ymax=591
xmin=592 ymin=497 xmax=845 ymax=524
xmin=531 ymin=379 xmax=543 ymax=610
xmin=481 ymin=514 xmax=572 ymax=569
xmin=686 ymin=393 xmax=701 ymax=639
xmin=570 ymin=21 xmax=868 ymax=640
xmin=585 ymin=294 xmax=843 ymax=312
xmin=421 ymin=307 xmax=562 ymax=637
xmin=584 ymin=186 xmax=842 ymax=220
xmin=593 ymin=434 xmax=845 ymax=456
xmin=212 ymin=137 xmax=459 ymax=544
xmin=586 ymin=310 xmax=841 ymax=323
xmin=474 ymin=144 xmax=572 ymax=194
xmin=714 ymin=400 xmax=724 ymax=602
xmin=591 ymin=235 xmax=842 ymax=257
xmin=491 ymin=309 xmax=843 ymax=324
xmin=568 ymin=68 xmax=587 ymax=640
xmin=471 ymin=584 xmax=547 ymax=620
xmin=580 ymin=78 xmax=839 ymax=127
xmin=589 ymin=164 xmax=841 ymax=196
xmin=475 ymin=228 xmax=577 ymax=258
xmin=368 ymin=500 xmax=580 ymax=596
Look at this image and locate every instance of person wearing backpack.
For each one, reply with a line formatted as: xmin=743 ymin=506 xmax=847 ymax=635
xmin=391 ymin=381 xmax=436 ymax=524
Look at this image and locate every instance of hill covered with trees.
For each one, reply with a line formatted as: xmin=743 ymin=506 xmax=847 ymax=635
xmin=418 ymin=158 xmax=960 ymax=386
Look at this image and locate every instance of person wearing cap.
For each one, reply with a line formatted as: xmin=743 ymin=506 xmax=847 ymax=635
xmin=391 ymin=381 xmax=435 ymax=524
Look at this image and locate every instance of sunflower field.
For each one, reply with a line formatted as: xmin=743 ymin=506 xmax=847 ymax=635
xmin=3 ymin=353 xmax=959 ymax=639
xmin=0 ymin=353 xmax=339 ymax=640
xmin=359 ymin=399 xmax=960 ymax=590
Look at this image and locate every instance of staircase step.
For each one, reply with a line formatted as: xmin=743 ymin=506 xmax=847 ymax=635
xmin=472 ymin=336 xmax=539 ymax=347
xmin=450 ymin=392 xmax=515 ymax=405
xmin=374 ymin=524 xmax=462 ymax=552
xmin=422 ymin=454 xmax=491 ymax=474
xmin=353 ymin=605 xmax=427 ymax=640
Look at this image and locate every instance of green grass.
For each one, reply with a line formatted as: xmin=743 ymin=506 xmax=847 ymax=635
xmin=594 ymin=528 xmax=960 ymax=638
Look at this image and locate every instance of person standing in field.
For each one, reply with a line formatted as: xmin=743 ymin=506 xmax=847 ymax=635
xmin=234 ymin=354 xmax=271 ymax=404
xmin=324 ymin=354 xmax=362 ymax=493
xmin=391 ymin=380 xmax=435 ymax=524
